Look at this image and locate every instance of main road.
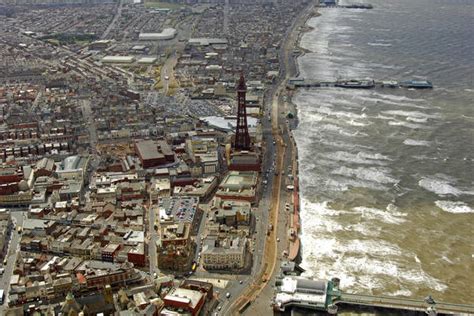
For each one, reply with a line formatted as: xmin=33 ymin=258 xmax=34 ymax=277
xmin=222 ymin=2 xmax=316 ymax=315
xmin=0 ymin=211 xmax=26 ymax=313
xmin=147 ymin=196 xmax=160 ymax=277
xmin=101 ymin=0 xmax=124 ymax=40
xmin=81 ymin=99 xmax=98 ymax=154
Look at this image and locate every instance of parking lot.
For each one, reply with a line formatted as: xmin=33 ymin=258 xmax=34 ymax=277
xmin=158 ymin=196 xmax=199 ymax=224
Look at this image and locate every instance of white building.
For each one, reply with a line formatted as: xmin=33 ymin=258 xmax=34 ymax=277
xmin=101 ymin=56 xmax=135 ymax=64
xmin=273 ymin=277 xmax=328 ymax=312
xmin=139 ymin=28 xmax=177 ymax=41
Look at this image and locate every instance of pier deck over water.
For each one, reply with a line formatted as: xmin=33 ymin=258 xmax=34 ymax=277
xmin=334 ymin=292 xmax=474 ymax=315
xmin=287 ymin=78 xmax=434 ymax=90
xmin=274 ymin=277 xmax=474 ymax=315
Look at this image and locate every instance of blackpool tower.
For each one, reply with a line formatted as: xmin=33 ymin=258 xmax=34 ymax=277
xmin=233 ymin=73 xmax=251 ymax=151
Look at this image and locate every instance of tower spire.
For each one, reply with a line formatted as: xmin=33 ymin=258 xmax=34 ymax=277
xmin=233 ymin=73 xmax=250 ymax=151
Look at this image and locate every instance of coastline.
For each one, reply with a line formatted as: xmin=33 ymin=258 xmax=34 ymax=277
xmin=279 ymin=4 xmax=474 ymax=307
xmin=284 ymin=7 xmax=320 ymax=264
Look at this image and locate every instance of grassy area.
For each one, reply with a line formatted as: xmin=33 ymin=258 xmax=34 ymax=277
xmin=144 ymin=1 xmax=184 ymax=9
xmin=40 ymin=33 xmax=98 ymax=45
xmin=46 ymin=39 xmax=60 ymax=46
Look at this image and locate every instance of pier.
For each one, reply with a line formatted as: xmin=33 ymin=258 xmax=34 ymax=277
xmin=318 ymin=0 xmax=373 ymax=9
xmin=333 ymin=292 xmax=474 ymax=315
xmin=273 ymin=276 xmax=474 ymax=315
xmin=318 ymin=4 xmax=374 ymax=9
xmin=287 ymin=78 xmax=434 ymax=90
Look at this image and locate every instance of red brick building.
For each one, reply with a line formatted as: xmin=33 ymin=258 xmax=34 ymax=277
xmin=135 ymin=140 xmax=175 ymax=169
xmin=127 ymin=244 xmax=146 ymax=267
xmin=163 ymin=288 xmax=205 ymax=316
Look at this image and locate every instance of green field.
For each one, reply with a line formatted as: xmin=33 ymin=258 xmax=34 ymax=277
xmin=40 ymin=33 xmax=98 ymax=45
xmin=144 ymin=1 xmax=184 ymax=9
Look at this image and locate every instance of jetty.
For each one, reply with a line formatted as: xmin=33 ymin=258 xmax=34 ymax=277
xmin=319 ymin=4 xmax=374 ymax=9
xmin=273 ymin=276 xmax=474 ymax=315
xmin=318 ymin=0 xmax=373 ymax=9
xmin=287 ymin=78 xmax=434 ymax=90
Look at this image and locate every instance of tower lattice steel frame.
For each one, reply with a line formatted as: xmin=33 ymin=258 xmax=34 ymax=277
xmin=233 ymin=73 xmax=250 ymax=150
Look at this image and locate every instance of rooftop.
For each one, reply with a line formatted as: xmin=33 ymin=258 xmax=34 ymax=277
xmin=165 ymin=288 xmax=203 ymax=309
xmin=135 ymin=140 xmax=165 ymax=161
xmin=139 ymin=28 xmax=177 ymax=40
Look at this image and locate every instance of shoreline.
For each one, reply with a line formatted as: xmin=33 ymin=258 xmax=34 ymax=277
xmin=284 ymin=7 xmax=320 ymax=265
xmin=278 ymin=5 xmax=474 ymax=308
xmin=227 ymin=4 xmax=320 ymax=313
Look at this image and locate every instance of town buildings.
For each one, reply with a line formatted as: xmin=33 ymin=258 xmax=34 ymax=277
xmin=0 ymin=0 xmax=309 ymax=313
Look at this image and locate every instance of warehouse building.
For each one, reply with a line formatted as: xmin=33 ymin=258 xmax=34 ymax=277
xmin=138 ymin=28 xmax=177 ymax=41
xmin=134 ymin=140 xmax=175 ymax=169
xmin=101 ymin=56 xmax=135 ymax=64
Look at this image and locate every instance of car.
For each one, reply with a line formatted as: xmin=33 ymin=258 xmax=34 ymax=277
xmin=164 ymin=76 xmax=170 ymax=80
xmin=218 ymin=306 xmax=222 ymax=311
xmin=226 ymin=292 xmax=231 ymax=298
xmin=277 ymin=238 xmax=280 ymax=242
xmin=239 ymin=280 xmax=243 ymax=284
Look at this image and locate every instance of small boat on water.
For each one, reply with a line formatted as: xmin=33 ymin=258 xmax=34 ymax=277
xmin=335 ymin=79 xmax=375 ymax=89
xmin=399 ymin=80 xmax=433 ymax=89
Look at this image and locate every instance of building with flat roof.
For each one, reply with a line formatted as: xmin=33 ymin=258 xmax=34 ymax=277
xmin=101 ymin=243 xmax=121 ymax=262
xmin=215 ymin=170 xmax=258 ymax=203
xmin=173 ymin=176 xmax=218 ymax=201
xmin=137 ymin=57 xmax=157 ymax=64
xmin=163 ymin=288 xmax=205 ymax=316
xmin=101 ymin=56 xmax=135 ymax=64
xmin=134 ymin=140 xmax=175 ymax=169
xmin=188 ymin=38 xmax=228 ymax=46
xmin=149 ymin=178 xmax=171 ymax=202
xmin=139 ymin=28 xmax=177 ymax=41
xmin=89 ymin=40 xmax=112 ymax=50
xmin=229 ymin=151 xmax=261 ymax=172
xmin=201 ymin=236 xmax=246 ymax=270
xmin=273 ymin=276 xmax=329 ymax=312
xmin=207 ymin=196 xmax=251 ymax=227
xmin=185 ymin=136 xmax=220 ymax=176
xmin=200 ymin=116 xmax=258 ymax=133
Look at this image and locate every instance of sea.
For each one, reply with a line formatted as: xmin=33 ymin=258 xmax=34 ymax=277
xmin=293 ymin=0 xmax=474 ymax=304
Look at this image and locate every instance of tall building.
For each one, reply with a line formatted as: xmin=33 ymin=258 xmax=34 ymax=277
xmin=233 ymin=74 xmax=251 ymax=151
